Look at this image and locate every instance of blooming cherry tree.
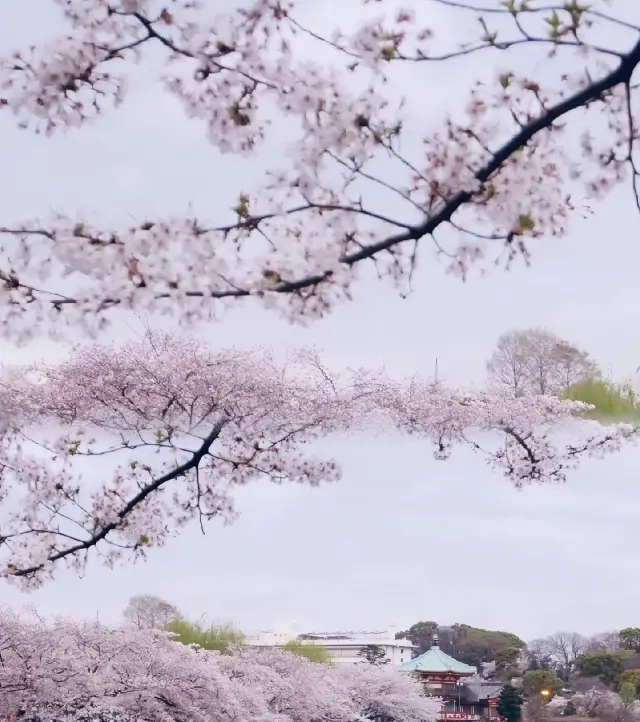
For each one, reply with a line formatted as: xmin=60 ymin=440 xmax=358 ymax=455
xmin=544 ymin=696 xmax=567 ymax=716
xmin=0 ymin=0 xmax=638 ymax=342
xmin=0 ymin=331 xmax=636 ymax=587
xmin=0 ymin=608 xmax=443 ymax=722
xmin=571 ymin=686 xmax=640 ymax=721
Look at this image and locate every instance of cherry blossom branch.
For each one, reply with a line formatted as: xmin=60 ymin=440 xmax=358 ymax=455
xmin=1 ymin=35 xmax=638 ymax=326
xmin=0 ymin=0 xmax=639 ymax=337
xmin=7 ymin=418 xmax=228 ymax=581
xmin=2 ymin=333 xmax=638 ymax=586
xmin=347 ymin=37 xmax=640 ymax=263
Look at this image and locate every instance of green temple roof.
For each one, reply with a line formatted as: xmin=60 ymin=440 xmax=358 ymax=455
xmin=397 ymin=645 xmax=477 ymax=675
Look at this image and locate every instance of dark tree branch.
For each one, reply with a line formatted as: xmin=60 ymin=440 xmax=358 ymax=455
xmin=8 ymin=417 xmax=228 ymax=579
xmin=1 ymin=16 xmax=640 ymax=313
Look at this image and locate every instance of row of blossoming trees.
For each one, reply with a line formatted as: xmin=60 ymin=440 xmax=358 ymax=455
xmin=0 ymin=608 xmax=443 ymax=722
xmin=1 ymin=0 xmax=640 ymax=718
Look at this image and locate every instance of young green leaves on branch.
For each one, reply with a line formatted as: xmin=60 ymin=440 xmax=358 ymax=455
xmin=0 ymin=1 xmax=639 ymax=341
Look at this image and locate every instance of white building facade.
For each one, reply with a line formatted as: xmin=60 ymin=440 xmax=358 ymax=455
xmin=246 ymin=627 xmax=416 ymax=666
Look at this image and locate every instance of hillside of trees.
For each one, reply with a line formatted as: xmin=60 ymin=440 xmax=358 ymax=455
xmin=395 ymin=621 xmax=526 ymax=670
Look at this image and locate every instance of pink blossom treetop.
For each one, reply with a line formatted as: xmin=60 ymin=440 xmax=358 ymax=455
xmin=0 ymin=0 xmax=639 ymax=342
xmin=0 ymin=607 xmax=443 ymax=722
xmin=0 ymin=332 xmax=636 ymax=587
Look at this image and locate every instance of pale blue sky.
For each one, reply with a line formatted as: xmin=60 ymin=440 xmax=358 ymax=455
xmin=1 ymin=0 xmax=639 ymax=642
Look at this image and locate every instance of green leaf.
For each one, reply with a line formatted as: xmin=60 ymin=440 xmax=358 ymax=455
xmin=517 ymin=214 xmax=535 ymax=231
xmin=547 ymin=9 xmax=561 ymax=27
xmin=232 ymin=193 xmax=250 ymax=219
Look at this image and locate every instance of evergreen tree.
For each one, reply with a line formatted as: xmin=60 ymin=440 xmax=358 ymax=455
xmin=497 ymin=684 xmax=523 ymax=722
xmin=358 ymin=644 xmax=390 ymax=666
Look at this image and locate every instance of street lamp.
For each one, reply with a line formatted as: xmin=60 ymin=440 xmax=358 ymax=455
xmin=540 ymin=689 xmax=551 ymax=698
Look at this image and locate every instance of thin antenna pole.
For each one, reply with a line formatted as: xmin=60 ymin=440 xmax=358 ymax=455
xmin=434 ymin=358 xmax=439 ymax=383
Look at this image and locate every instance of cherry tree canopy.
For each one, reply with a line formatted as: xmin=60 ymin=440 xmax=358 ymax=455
xmin=0 ymin=332 xmax=636 ymax=587
xmin=0 ymin=608 xmax=443 ymax=722
xmin=0 ymin=0 xmax=639 ymax=342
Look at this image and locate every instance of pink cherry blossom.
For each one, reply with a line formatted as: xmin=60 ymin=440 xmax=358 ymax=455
xmin=571 ymin=687 xmax=629 ymax=717
xmin=0 ymin=0 xmax=638 ymax=342
xmin=0 ymin=608 xmax=442 ymax=722
xmin=0 ymin=331 xmax=636 ymax=587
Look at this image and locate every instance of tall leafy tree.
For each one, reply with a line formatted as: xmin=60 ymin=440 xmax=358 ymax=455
xmin=575 ymin=651 xmax=628 ymax=687
xmin=358 ymin=645 xmax=390 ymax=666
xmin=522 ymin=669 xmax=564 ymax=698
xmin=495 ymin=647 xmax=522 ymax=679
xmin=440 ymin=625 xmax=526 ymax=668
xmin=396 ymin=622 xmax=525 ymax=668
xmin=396 ymin=622 xmax=439 ymax=655
xmin=497 ymin=684 xmax=523 ymax=722
xmin=620 ymin=628 xmax=640 ymax=653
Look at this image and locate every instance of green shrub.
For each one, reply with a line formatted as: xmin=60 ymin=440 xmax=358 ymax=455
xmin=164 ymin=619 xmax=245 ymax=654
xmin=564 ymin=378 xmax=640 ymax=423
xmin=281 ymin=639 xmax=333 ymax=665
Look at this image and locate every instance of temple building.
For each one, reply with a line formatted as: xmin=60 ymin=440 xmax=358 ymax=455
xmin=397 ymin=635 xmax=502 ymax=722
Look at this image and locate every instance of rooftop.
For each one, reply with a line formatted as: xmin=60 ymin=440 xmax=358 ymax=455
xmin=397 ymin=644 xmax=477 ymax=675
xmin=247 ymin=628 xmax=415 ymax=649
xmin=461 ymin=681 xmax=503 ymax=702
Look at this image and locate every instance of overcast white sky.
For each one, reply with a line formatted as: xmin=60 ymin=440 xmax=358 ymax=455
xmin=1 ymin=1 xmax=640 ymax=643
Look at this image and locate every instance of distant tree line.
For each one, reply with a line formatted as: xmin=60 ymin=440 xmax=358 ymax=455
xmin=125 ymin=595 xmax=640 ymax=703
xmin=397 ymin=621 xmax=640 ymax=702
